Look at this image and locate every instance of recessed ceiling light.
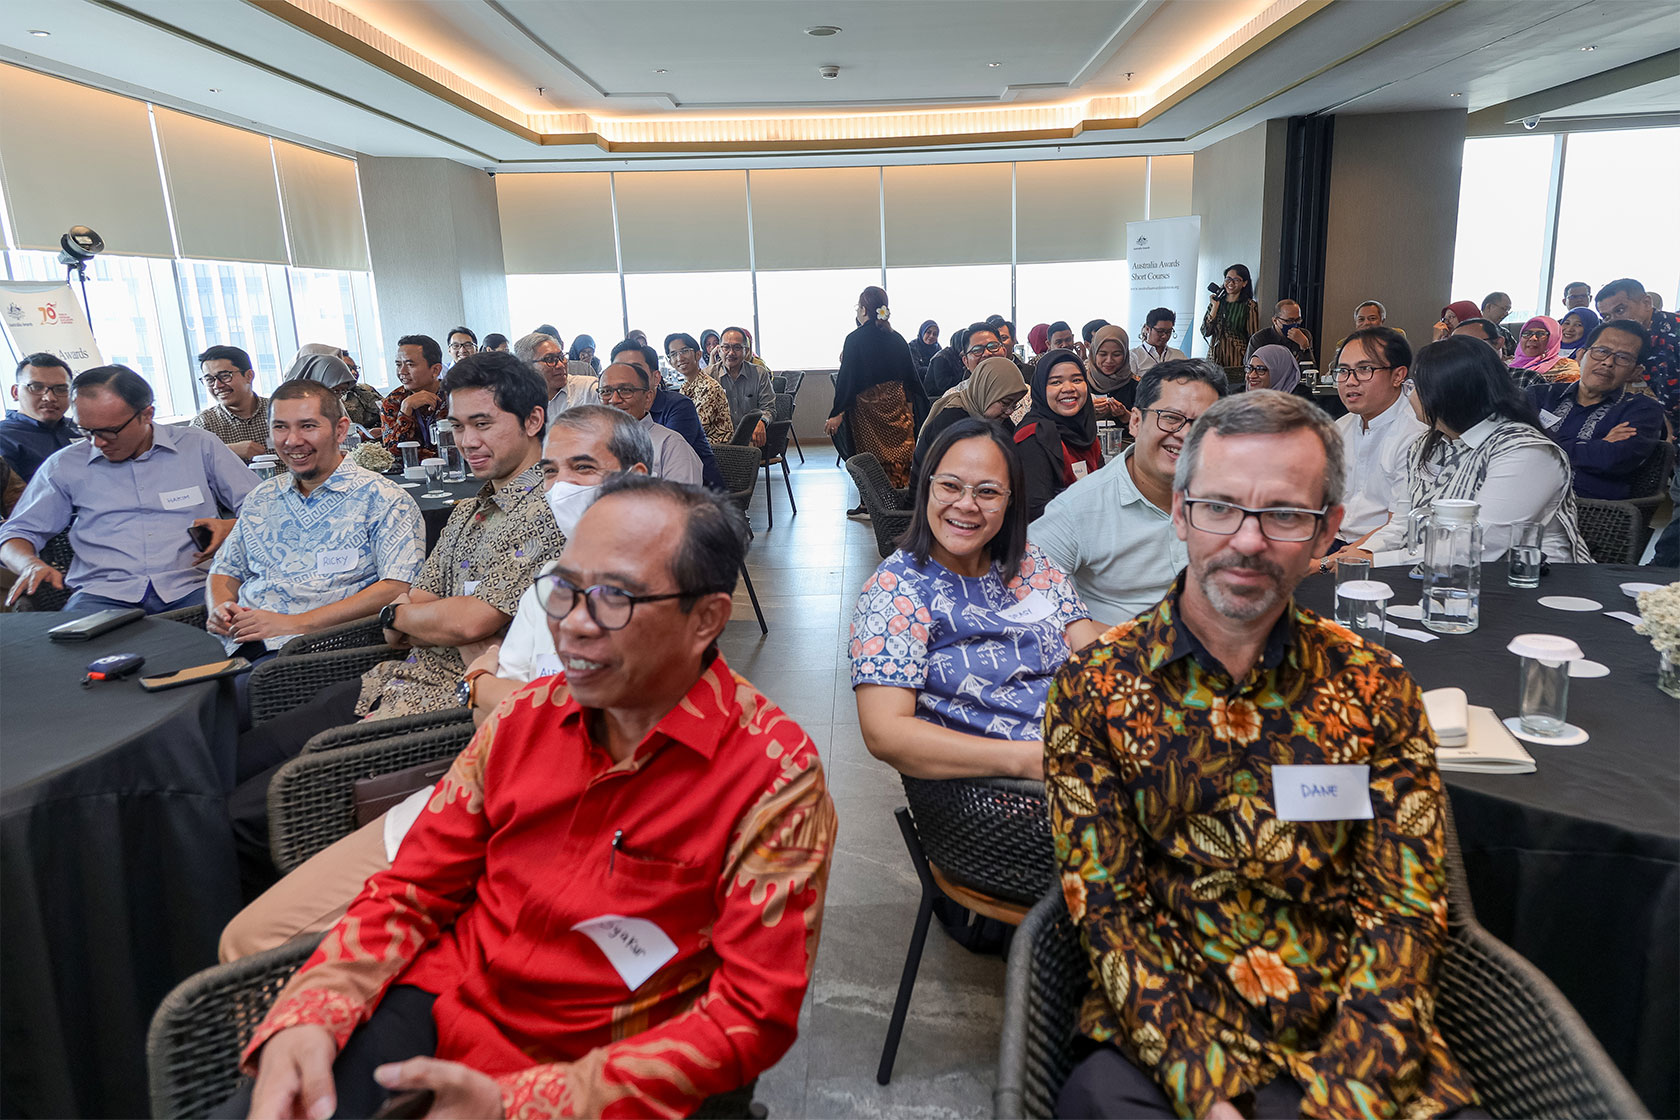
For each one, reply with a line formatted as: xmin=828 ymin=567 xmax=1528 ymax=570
xmin=1449 ymin=92 xmax=1462 ymax=98
xmin=28 ymin=29 xmax=50 ymax=36
xmin=653 ymin=68 xmax=667 ymax=74
xmin=988 ymin=61 xmax=1003 ymax=68
xmin=1580 ymin=44 xmax=1597 ymax=51
xmin=805 ymin=25 xmax=841 ymax=37
xmin=208 ymin=87 xmax=221 ymax=93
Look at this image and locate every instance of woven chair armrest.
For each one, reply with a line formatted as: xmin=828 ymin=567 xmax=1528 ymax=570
xmin=145 ymin=931 xmax=325 ymax=1120
xmin=996 ymin=889 xmax=1062 ymax=1119
xmin=278 ymin=616 xmax=387 ymax=656
xmin=156 ymin=604 xmax=209 ymax=629
xmin=302 ymin=707 xmax=474 ymax=755
xmin=249 ymin=644 xmax=402 ymax=726
xmin=891 ymin=486 xmax=912 ymax=509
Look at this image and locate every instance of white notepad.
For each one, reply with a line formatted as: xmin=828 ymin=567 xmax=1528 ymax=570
xmin=1434 ymin=704 xmax=1537 ymax=774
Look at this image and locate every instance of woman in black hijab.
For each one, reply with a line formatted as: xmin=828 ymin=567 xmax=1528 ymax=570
xmin=1011 ymin=347 xmax=1104 ymax=521
xmin=908 ymin=319 xmax=940 ymax=376
xmin=826 ymin=286 xmax=928 ymax=488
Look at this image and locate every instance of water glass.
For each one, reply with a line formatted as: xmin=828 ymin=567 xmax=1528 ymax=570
xmin=1508 ymin=522 xmax=1543 ymax=588
xmin=398 ymin=440 xmax=423 ymax=473
xmin=419 ymin=457 xmax=448 ymax=498
xmin=442 ymin=444 xmax=467 ymax=482
xmin=1508 ymin=634 xmax=1582 ymax=736
xmin=1336 ymin=579 xmax=1392 ymax=647
xmin=1333 ymin=557 xmax=1372 ymax=626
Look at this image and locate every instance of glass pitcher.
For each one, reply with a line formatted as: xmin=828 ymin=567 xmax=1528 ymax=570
xmin=1407 ymin=498 xmax=1482 ymax=634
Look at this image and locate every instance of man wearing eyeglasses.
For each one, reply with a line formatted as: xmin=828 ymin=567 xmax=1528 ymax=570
xmin=514 ymin=331 xmax=598 ymax=422
xmin=615 ymin=340 xmax=726 ymax=490
xmin=1130 ymin=309 xmax=1186 ymax=375
xmin=714 ymin=326 xmax=774 ymax=448
xmin=1596 ymin=277 xmax=1679 ymax=432
xmin=1529 ymin=319 xmax=1667 ymax=501
xmin=1328 ymin=327 xmax=1427 ymax=553
xmin=1030 ymin=359 xmax=1228 ymax=626
xmin=445 ymin=326 xmax=478 ymax=366
xmin=1245 ymin=299 xmax=1316 ymax=369
xmin=1047 ymin=390 xmax=1479 ymax=1120
xmin=3 ymin=364 xmax=255 ymax=612
xmin=191 ymin=345 xmax=271 ymax=462
xmin=597 ymin=362 xmax=703 ymax=485
xmin=1 ymin=353 xmax=81 ymax=480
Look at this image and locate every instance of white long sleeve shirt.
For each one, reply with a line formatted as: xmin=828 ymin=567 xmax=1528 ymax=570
xmin=1334 ymin=394 xmax=1428 ymax=543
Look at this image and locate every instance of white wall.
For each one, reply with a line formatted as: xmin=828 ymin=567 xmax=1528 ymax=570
xmin=1189 ymin=119 xmax=1287 ymax=359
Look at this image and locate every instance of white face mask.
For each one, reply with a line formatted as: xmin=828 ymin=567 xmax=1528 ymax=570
xmin=545 ymin=480 xmax=599 ymax=538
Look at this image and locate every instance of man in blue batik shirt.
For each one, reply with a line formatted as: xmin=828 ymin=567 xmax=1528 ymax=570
xmin=208 ymin=378 xmax=424 ymax=654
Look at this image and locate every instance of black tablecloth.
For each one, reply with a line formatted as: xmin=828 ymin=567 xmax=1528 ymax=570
xmin=1298 ymin=562 xmax=1678 ymax=1114
xmin=413 ymin=476 xmax=484 ymax=551
xmin=1 ymin=613 xmax=240 ymax=1118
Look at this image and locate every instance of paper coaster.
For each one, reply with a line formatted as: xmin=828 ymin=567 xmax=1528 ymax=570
xmin=1568 ymin=659 xmax=1609 ymax=678
xmin=1387 ymin=603 xmax=1423 ymax=621
xmin=1501 ymin=716 xmax=1589 ymax=746
xmin=398 ymin=481 xmax=421 ymax=488
xmin=1537 ymin=595 xmax=1602 ymax=612
xmin=1621 ymin=582 xmax=1665 ymax=598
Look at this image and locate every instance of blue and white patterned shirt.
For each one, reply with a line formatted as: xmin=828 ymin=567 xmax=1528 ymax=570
xmin=210 ymin=456 xmax=425 ymax=650
xmin=849 ymin=543 xmax=1090 ymax=740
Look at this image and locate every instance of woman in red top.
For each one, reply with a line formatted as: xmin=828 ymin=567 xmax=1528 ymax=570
xmin=1013 ymin=347 xmax=1105 ymax=521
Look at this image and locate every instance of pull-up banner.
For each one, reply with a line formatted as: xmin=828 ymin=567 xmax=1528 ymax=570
xmin=1125 ymin=217 xmax=1201 ymax=354
xmin=0 ymin=281 xmax=103 ymax=370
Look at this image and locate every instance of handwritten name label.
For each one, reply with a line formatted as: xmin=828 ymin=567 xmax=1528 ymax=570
xmin=996 ymin=590 xmax=1057 ymax=625
xmin=315 ymin=548 xmax=359 ymax=576
xmin=159 ymin=485 xmax=205 ymax=511
xmin=1272 ymin=764 xmax=1373 ymax=822
xmin=571 ymin=914 xmax=678 ymax=991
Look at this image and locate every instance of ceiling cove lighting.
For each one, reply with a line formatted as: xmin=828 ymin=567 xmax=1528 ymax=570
xmin=28 ymin=29 xmax=51 ymax=36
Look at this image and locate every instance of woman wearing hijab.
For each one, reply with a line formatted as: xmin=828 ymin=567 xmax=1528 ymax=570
xmin=908 ymin=320 xmax=941 ymax=377
xmin=1012 ymin=348 xmax=1103 ymax=521
xmin=1200 ymin=263 xmax=1261 ymax=372
xmin=1556 ymin=308 xmax=1599 ymax=362
xmin=699 ymin=329 xmax=721 ymax=365
xmin=290 ymin=344 xmax=382 ymax=433
xmin=826 ymin=287 xmax=928 ymax=488
xmin=1508 ymin=316 xmax=1580 ymax=386
xmin=912 ymin=356 xmax=1028 ymax=480
xmin=1086 ymin=324 xmax=1137 ymax=417
xmin=1242 ymin=343 xmax=1313 ymax=400
xmin=568 ymin=334 xmax=600 ymax=372
xmin=1432 ymin=300 xmax=1483 ymax=341
xmin=1026 ymin=323 xmax=1051 ymax=361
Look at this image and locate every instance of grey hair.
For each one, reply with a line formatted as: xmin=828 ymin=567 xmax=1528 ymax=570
xmin=1173 ymin=390 xmax=1346 ymax=509
xmin=512 ymin=331 xmax=557 ymax=365
xmin=548 ymin=404 xmax=654 ymax=471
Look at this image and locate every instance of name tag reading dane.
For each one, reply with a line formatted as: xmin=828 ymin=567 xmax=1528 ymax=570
xmin=572 ymin=914 xmax=678 ymax=991
xmin=315 ymin=548 xmax=359 ymax=576
xmin=997 ymin=590 xmax=1058 ymax=625
xmin=159 ymin=486 xmax=205 ymax=511
xmin=1271 ymin=764 xmax=1374 ymax=822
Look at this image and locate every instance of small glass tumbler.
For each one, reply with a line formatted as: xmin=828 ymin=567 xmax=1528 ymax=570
xmin=1508 ymin=522 xmax=1543 ymax=588
xmin=1508 ymin=634 xmax=1583 ymax=736
xmin=1334 ymin=557 xmax=1372 ymax=627
xmin=398 ymin=440 xmax=424 ymax=478
xmin=1336 ymin=579 xmax=1393 ymax=647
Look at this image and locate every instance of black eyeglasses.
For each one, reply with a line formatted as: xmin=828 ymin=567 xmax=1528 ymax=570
xmin=1245 ymin=364 xmax=1271 ymax=375
xmin=84 ymin=409 xmax=142 ymax=442
xmin=599 ymin=384 xmax=649 ymax=400
xmin=536 ymin=572 xmax=702 ymax=630
xmin=201 ymin=371 xmax=239 ymax=387
xmin=535 ymin=353 xmax=565 ymax=366
xmin=1183 ymin=498 xmax=1327 ymax=542
xmin=21 ymin=381 xmax=70 ymax=397
xmin=965 ymin=341 xmax=1004 ymax=357
xmin=1330 ymin=363 xmax=1395 ymax=383
xmin=1139 ymin=407 xmax=1197 ymax=434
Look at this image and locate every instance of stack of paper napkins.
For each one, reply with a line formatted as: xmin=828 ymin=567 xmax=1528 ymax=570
xmin=1422 ymin=688 xmax=1536 ymax=774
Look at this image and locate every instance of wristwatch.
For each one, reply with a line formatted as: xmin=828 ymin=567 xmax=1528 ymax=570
xmin=457 ymin=667 xmax=491 ymax=708
xmin=379 ymin=602 xmax=401 ymax=633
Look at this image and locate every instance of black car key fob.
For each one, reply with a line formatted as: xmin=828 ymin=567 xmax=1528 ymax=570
xmin=83 ymin=653 xmax=145 ymax=686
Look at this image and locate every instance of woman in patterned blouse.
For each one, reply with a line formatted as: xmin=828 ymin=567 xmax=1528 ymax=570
xmin=849 ymin=417 xmax=1104 ymax=779
xmin=664 ymin=332 xmax=734 ymax=447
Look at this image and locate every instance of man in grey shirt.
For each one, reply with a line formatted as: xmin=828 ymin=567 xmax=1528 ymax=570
xmin=515 ymin=332 xmax=598 ymax=426
xmin=1029 ymin=360 xmax=1227 ymax=626
xmin=598 ymin=362 xmax=703 ymax=485
xmin=714 ymin=325 xmax=773 ymax=448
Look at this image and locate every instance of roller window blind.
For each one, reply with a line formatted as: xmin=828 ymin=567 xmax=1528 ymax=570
xmin=0 ymin=64 xmax=173 ymax=256
xmin=274 ymin=140 xmax=370 ymax=271
xmin=496 ymin=173 xmax=617 ymax=273
xmin=1016 ymin=157 xmax=1147 ymax=263
xmin=153 ymin=108 xmax=288 ymax=264
xmin=882 ymin=162 xmax=1011 ymax=267
xmin=748 ymin=166 xmax=881 ymax=270
xmin=1150 ymin=155 xmax=1194 ymax=219
xmin=613 ymin=170 xmax=749 ymax=273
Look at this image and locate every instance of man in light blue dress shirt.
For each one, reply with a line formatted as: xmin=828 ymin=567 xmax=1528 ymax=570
xmin=208 ymin=379 xmax=425 ymax=654
xmin=2 ymin=365 xmax=256 ymax=612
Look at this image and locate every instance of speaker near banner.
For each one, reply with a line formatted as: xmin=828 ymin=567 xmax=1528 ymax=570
xmin=57 ymin=225 xmax=103 ymax=320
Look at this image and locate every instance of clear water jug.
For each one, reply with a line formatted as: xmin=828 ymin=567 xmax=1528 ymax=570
xmin=1407 ymin=498 xmax=1482 ymax=634
xmin=435 ymin=421 xmax=466 ymax=482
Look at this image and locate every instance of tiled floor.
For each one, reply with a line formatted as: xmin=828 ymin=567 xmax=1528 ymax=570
xmin=715 ymin=457 xmax=1006 ymax=1118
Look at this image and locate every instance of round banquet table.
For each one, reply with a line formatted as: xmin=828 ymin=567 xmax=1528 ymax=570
xmin=0 ymin=612 xmax=240 ymax=1118
xmin=410 ymin=475 xmax=484 ymax=551
xmin=1297 ymin=561 xmax=1678 ymax=1115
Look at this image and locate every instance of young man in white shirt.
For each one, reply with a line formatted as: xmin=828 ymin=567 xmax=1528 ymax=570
xmin=1320 ymin=327 xmax=1427 ymax=559
xmin=1130 ymin=308 xmax=1188 ymax=373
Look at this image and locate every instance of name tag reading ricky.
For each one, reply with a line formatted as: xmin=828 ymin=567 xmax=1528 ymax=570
xmin=159 ymin=486 xmax=205 ymax=511
xmin=315 ymin=548 xmax=358 ymax=575
xmin=572 ymin=914 xmax=678 ymax=991
xmin=1271 ymin=764 xmax=1373 ymax=822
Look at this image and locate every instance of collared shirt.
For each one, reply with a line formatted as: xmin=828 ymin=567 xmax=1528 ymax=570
xmin=0 ymin=410 xmax=82 ymax=480
xmin=649 ymin=389 xmax=724 ymax=490
xmin=210 ymin=457 xmax=426 ymax=651
xmin=243 ymin=656 xmax=836 ymax=1119
xmin=1129 ymin=343 xmax=1187 ymax=374
xmin=1045 ymin=582 xmax=1478 ymax=1120
xmin=1029 ymin=446 xmax=1186 ymax=626
xmin=1334 ymin=393 xmax=1428 ymax=540
xmin=1639 ymin=308 xmax=1679 ymax=430
xmin=638 ymin=414 xmax=703 ymax=485
xmin=546 ymin=373 xmax=601 ymax=426
xmin=354 ymin=463 xmax=563 ymax=719
xmin=379 ymin=384 xmax=446 ymax=457
xmin=191 ymin=395 xmax=270 ymax=449
xmin=2 ymin=424 xmax=256 ymax=604
xmin=716 ymin=362 xmax=775 ymax=429
xmin=679 ymin=371 xmax=734 ymax=447
xmin=1529 ymin=381 xmax=1666 ymax=500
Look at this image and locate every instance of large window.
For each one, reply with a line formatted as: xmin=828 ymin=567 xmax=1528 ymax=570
xmin=1450 ymin=135 xmax=1553 ymax=325
xmin=177 ymin=260 xmax=286 ymax=395
xmin=505 ymin=273 xmax=624 ymax=356
xmin=1016 ymin=261 xmax=1133 ymax=341
xmin=623 ymin=272 xmax=754 ymax=355
xmin=754 ymin=268 xmax=882 ymax=370
xmin=883 ymin=266 xmax=1013 ymax=355
xmin=289 ymin=268 xmax=379 ymax=382
xmin=1551 ymin=128 xmax=1680 ymax=310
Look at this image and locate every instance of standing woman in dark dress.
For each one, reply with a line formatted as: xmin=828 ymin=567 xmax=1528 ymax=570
xmin=826 ymin=286 xmax=929 ymax=488
xmin=1013 ymin=348 xmax=1104 ymax=521
xmin=1201 ymin=262 xmax=1261 ymax=375
xmin=908 ymin=320 xmax=941 ymax=379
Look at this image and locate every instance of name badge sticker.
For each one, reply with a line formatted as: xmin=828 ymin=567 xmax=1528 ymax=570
xmin=463 ymin=579 xmax=482 ymax=595
xmin=1272 ymin=764 xmax=1374 ymax=822
xmin=534 ymin=654 xmax=562 ymax=678
xmin=315 ymin=548 xmax=359 ymax=576
xmin=572 ymin=914 xmax=679 ymax=991
xmin=159 ymin=486 xmax=205 ymax=511
xmin=1071 ymin=461 xmax=1090 ymax=480
xmin=997 ymin=590 xmax=1058 ymax=625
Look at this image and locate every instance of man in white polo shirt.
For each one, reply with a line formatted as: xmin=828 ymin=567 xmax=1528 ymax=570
xmin=1030 ymin=360 xmax=1227 ymax=626
xmin=1321 ymin=327 xmax=1427 ymax=559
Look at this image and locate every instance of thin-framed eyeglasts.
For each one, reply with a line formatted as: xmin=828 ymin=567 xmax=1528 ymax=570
xmin=201 ymin=372 xmax=238 ymax=387
xmin=1183 ymin=498 xmax=1327 ymax=542
xmin=1584 ymin=346 xmax=1638 ymax=368
xmin=535 ymin=572 xmax=688 ymax=631
xmin=1140 ymin=408 xmax=1195 ymax=434
xmin=965 ymin=341 xmax=1004 ymax=357
xmin=929 ymin=474 xmax=1010 ymax=512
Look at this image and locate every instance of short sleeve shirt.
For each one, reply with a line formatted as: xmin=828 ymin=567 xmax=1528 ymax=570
xmin=191 ymin=396 xmax=271 ymax=447
xmin=849 ymin=543 xmax=1090 ymax=740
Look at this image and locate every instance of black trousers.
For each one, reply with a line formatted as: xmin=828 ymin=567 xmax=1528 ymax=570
xmin=231 ymin=678 xmax=363 ymax=900
xmin=219 ymin=985 xmax=438 ymax=1119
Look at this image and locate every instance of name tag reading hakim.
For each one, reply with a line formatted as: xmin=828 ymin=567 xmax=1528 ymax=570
xmin=1271 ymin=764 xmax=1373 ymax=822
xmin=159 ymin=485 xmax=205 ymax=511
xmin=572 ymin=914 xmax=678 ymax=991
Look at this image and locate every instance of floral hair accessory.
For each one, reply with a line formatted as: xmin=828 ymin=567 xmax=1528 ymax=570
xmin=875 ymin=306 xmax=890 ymax=322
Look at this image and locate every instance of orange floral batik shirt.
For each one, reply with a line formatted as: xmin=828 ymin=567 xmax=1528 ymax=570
xmin=242 ymin=655 xmax=836 ymax=1119
xmin=1045 ymin=581 xmax=1479 ymax=1120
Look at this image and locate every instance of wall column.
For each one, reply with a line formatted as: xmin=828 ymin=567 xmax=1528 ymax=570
xmin=1189 ymin=119 xmax=1289 ymax=362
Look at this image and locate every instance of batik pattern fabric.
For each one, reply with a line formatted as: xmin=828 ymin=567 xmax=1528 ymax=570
xmin=378 ymin=385 xmax=445 ymax=457
xmin=849 ymin=544 xmax=1090 ymax=740
xmin=848 ymin=382 xmax=916 ymax=489
xmin=243 ymin=656 xmax=836 ymax=1120
xmin=355 ymin=464 xmax=562 ymax=719
xmin=679 ymin=372 xmax=735 ymax=448
xmin=1045 ymin=582 xmax=1479 ymax=1120
xmin=1640 ymin=308 xmax=1680 ymax=432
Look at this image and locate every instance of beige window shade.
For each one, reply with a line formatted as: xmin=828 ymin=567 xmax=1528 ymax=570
xmin=1016 ymin=158 xmax=1147 ymax=264
xmin=1150 ymin=155 xmax=1194 ymax=219
xmin=748 ymin=166 xmax=881 ymax=270
xmin=0 ymin=65 xmax=173 ymax=256
xmin=274 ymin=140 xmax=370 ymax=272
xmin=496 ymin=173 xmax=616 ymax=274
xmin=153 ymin=109 xmax=287 ymax=264
xmin=883 ymin=163 xmax=1011 ymax=267
xmin=613 ymin=170 xmax=749 ymax=273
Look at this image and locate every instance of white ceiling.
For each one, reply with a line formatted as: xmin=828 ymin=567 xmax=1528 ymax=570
xmin=0 ymin=0 xmax=1675 ymax=171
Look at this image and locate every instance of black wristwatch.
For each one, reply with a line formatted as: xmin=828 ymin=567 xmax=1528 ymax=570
xmin=379 ymin=602 xmax=401 ymax=633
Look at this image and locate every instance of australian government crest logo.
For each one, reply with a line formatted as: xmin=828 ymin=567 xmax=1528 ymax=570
xmin=3 ymin=301 xmax=24 ymax=327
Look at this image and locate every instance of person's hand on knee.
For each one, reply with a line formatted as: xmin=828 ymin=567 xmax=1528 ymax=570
xmin=375 ymin=1056 xmax=503 ymax=1119
xmin=248 ymin=1025 xmax=338 ymax=1120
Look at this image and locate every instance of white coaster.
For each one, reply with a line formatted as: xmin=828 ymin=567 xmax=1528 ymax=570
xmin=398 ymin=481 xmax=421 ymax=488
xmin=1568 ymin=659 xmax=1609 ymax=678
xmin=1501 ymin=716 xmax=1589 ymax=746
xmin=1620 ymin=581 xmax=1665 ymax=598
xmin=1537 ymin=595 xmax=1602 ymax=612
xmin=1388 ymin=603 xmax=1423 ymax=621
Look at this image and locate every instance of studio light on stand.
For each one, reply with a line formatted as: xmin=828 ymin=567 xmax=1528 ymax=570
xmin=57 ymin=225 xmax=103 ymax=320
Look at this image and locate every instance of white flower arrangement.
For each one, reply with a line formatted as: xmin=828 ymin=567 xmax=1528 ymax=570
xmin=1633 ymin=582 xmax=1680 ymax=656
xmin=350 ymin=442 xmax=395 ymax=473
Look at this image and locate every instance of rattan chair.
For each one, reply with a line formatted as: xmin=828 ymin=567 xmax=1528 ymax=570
xmin=844 ymin=452 xmax=914 ymax=558
xmin=878 ymin=775 xmax=1054 ymax=1084
xmin=761 ymin=416 xmax=798 ymax=528
xmin=156 ymin=604 xmax=209 ymax=629
xmin=10 ymin=529 xmax=74 ymax=612
xmin=695 ymin=443 xmax=768 ymax=635
xmin=773 ymin=387 xmax=804 ymax=463
xmin=247 ymin=643 xmax=403 ymax=725
xmin=278 ymin=616 xmax=388 ymax=655
xmin=993 ymin=803 xmax=1649 ymax=1120
xmin=1625 ymin=441 xmax=1675 ymax=544
xmin=1575 ymin=498 xmax=1644 ymax=564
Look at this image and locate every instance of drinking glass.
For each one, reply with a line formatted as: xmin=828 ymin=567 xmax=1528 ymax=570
xmin=1333 ymin=557 xmax=1372 ymax=626
xmin=1508 ymin=521 xmax=1543 ymax=588
xmin=442 ymin=444 xmax=466 ymax=482
xmin=1337 ymin=579 xmax=1392 ymax=647
xmin=1509 ymin=634 xmax=1581 ymax=736
xmin=419 ymin=457 xmax=449 ymax=498
xmin=398 ymin=441 xmax=424 ymax=478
